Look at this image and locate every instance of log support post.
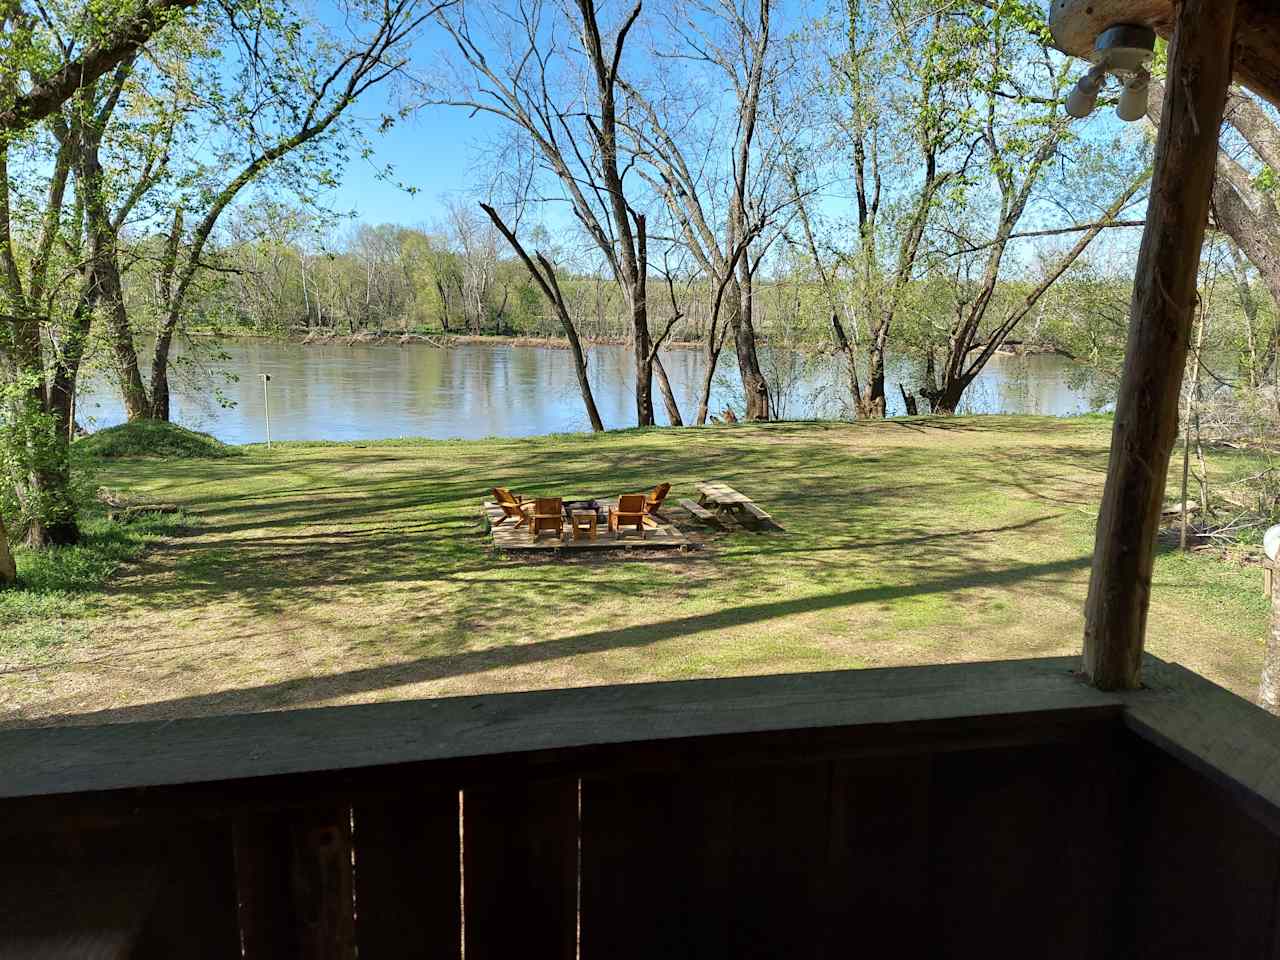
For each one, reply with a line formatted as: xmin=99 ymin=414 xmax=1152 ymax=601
xmin=1081 ymin=0 xmax=1240 ymax=690
xmin=1260 ymin=532 xmax=1280 ymax=714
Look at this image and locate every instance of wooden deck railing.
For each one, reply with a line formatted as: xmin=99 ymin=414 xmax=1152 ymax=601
xmin=2 ymin=655 xmax=1278 ymax=958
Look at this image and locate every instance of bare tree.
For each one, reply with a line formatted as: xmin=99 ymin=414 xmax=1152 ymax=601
xmin=480 ymin=202 xmax=605 ymax=431
xmin=444 ymin=200 xmax=500 ymax=334
xmin=436 ymin=0 xmax=660 ymax=425
xmin=620 ymin=0 xmax=788 ymax=421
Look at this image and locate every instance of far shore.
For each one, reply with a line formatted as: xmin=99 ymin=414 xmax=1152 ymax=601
xmin=186 ymin=327 xmax=1073 ymax=359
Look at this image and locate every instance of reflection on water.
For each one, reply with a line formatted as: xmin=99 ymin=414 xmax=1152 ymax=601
xmin=75 ymin=339 xmax=1106 ymax=444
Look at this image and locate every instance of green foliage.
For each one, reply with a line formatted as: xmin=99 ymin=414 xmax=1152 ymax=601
xmin=0 ymin=393 xmax=80 ymax=538
xmin=76 ymin=421 xmax=241 ymax=460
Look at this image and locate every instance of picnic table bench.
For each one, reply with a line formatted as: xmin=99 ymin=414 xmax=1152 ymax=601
xmin=678 ymin=498 xmax=720 ymax=526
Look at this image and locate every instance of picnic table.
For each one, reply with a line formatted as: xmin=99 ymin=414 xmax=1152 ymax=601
xmin=695 ymin=481 xmax=774 ymax=527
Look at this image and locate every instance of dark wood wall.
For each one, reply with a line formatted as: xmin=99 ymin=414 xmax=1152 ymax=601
xmin=2 ymin=662 xmax=1278 ymax=958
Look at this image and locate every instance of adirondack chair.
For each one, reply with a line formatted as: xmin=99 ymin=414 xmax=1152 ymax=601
xmin=492 ymin=487 xmax=531 ymax=527
xmin=529 ymin=497 xmax=565 ymax=541
xmin=644 ymin=483 xmax=671 ymax=527
xmin=610 ymin=494 xmax=648 ymax=540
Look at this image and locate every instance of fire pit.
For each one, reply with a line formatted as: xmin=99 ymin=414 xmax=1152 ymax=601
xmin=563 ymin=499 xmax=604 ymax=520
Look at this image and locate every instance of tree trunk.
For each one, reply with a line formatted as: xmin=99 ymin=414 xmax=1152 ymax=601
xmin=48 ymin=282 xmax=96 ymax=437
xmin=634 ymin=331 xmax=655 ymax=427
xmin=146 ymin=207 xmax=186 ymax=422
xmin=1182 ymin=304 xmax=1208 ymax=552
xmin=831 ymin=314 xmax=868 ymax=419
xmin=1179 ymin=416 xmax=1192 ymax=552
xmin=7 ymin=307 xmax=79 ymax=548
xmin=148 ymin=306 xmax=182 ymax=421
xmin=0 ymin=515 xmax=15 ymax=586
xmin=864 ymin=338 xmax=887 ymax=418
xmin=730 ymin=278 xmax=769 ymax=420
xmin=478 ymin=204 xmax=605 ymax=432
xmin=102 ymin=268 xmax=151 ymax=419
xmin=899 ymin=384 xmax=918 ymax=417
xmin=435 ymin=279 xmax=451 ymax=333
xmin=1081 ymin=0 xmax=1238 ymax=690
xmin=695 ymin=329 xmax=727 ymax=426
xmin=630 ymin=266 xmax=655 ymax=427
xmin=927 ymin=383 xmax=963 ymax=416
xmin=653 ymin=352 xmax=683 ymax=426
xmin=78 ymin=128 xmax=151 ymax=420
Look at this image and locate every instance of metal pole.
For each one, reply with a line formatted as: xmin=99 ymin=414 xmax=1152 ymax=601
xmin=261 ymin=373 xmax=272 ymax=449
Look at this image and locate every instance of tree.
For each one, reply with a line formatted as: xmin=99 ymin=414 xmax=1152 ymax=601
xmin=480 ymin=203 xmax=605 ymax=430
xmin=95 ymin=0 xmax=452 ymax=421
xmin=0 ymin=97 xmax=84 ymax=546
xmin=444 ymin=200 xmax=501 ymax=334
xmin=792 ymin=0 xmax=970 ymax=418
xmin=1147 ymin=81 xmax=1280 ymax=400
xmin=0 ymin=0 xmax=197 ymax=133
xmin=916 ymin=6 xmax=1151 ymax=415
xmin=437 ymin=0 xmax=661 ymax=426
xmin=0 ymin=0 xmax=203 ymax=566
xmin=623 ymin=0 xmax=784 ymax=421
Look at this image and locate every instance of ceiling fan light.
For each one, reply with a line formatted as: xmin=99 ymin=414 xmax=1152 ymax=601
xmin=1116 ymin=70 xmax=1151 ymax=122
xmin=1066 ymin=68 xmax=1105 ymax=119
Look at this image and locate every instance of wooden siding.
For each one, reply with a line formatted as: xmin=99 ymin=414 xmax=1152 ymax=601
xmin=1 ymin=657 xmax=1278 ymax=958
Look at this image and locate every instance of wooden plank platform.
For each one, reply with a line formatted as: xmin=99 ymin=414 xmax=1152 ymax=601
xmin=484 ymin=504 xmax=690 ymax=552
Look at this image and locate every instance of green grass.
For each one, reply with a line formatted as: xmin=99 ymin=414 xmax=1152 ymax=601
xmin=0 ymin=510 xmax=185 ymax=655
xmin=75 ymin=420 xmax=241 ymax=460
xmin=0 ymin=415 xmax=1271 ymax=727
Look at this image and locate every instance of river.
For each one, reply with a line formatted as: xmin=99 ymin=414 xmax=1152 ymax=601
xmin=75 ymin=339 xmax=1105 ymax=444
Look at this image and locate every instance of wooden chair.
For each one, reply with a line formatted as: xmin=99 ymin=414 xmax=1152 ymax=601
xmin=492 ymin=487 xmax=531 ymax=528
xmin=644 ymin=482 xmax=671 ymax=528
xmin=529 ymin=497 xmax=565 ymax=541
xmin=609 ymin=494 xmax=648 ymax=540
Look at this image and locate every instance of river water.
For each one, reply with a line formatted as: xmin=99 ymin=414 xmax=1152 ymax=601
xmin=75 ymin=339 xmax=1104 ymax=444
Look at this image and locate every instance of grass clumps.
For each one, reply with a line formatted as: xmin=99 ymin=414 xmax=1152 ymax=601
xmin=77 ymin=421 xmax=240 ymax=460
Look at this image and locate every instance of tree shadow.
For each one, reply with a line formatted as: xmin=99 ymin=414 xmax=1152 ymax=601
xmin=26 ymin=554 xmax=1093 ymax=727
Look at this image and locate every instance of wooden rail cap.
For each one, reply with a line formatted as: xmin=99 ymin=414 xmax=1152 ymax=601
xmin=0 ymin=657 xmax=1119 ymax=801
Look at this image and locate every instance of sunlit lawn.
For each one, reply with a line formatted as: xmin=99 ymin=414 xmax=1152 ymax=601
xmin=0 ymin=415 xmax=1271 ymax=727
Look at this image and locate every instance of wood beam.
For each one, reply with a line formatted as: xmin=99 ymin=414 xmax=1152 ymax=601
xmin=1081 ymin=0 xmax=1241 ymax=690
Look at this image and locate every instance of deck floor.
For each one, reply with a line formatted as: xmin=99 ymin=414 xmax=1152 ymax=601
xmin=484 ymin=504 xmax=692 ymax=552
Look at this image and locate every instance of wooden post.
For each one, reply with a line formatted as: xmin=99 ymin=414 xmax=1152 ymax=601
xmin=1260 ymin=531 xmax=1280 ymax=714
xmin=1081 ymin=0 xmax=1239 ymax=690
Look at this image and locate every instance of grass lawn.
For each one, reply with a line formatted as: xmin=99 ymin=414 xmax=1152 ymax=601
xmin=0 ymin=415 xmax=1271 ymax=727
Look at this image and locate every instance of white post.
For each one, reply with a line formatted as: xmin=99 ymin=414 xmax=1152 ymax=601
xmin=261 ymin=373 xmax=272 ymax=449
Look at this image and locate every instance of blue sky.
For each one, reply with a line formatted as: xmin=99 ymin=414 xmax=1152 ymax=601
xmin=317 ymin=93 xmax=502 ymax=228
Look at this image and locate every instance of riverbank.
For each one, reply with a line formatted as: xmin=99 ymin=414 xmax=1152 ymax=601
xmin=1 ymin=416 xmax=1266 ymax=727
xmin=295 ymin=328 xmax=709 ymax=351
xmin=214 ymin=326 xmax=1066 ymax=357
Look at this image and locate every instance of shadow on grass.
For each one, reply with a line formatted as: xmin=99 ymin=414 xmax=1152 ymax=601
xmin=71 ymin=425 xmax=1115 ymax=632
xmin=33 ymin=554 xmax=1092 ymax=725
